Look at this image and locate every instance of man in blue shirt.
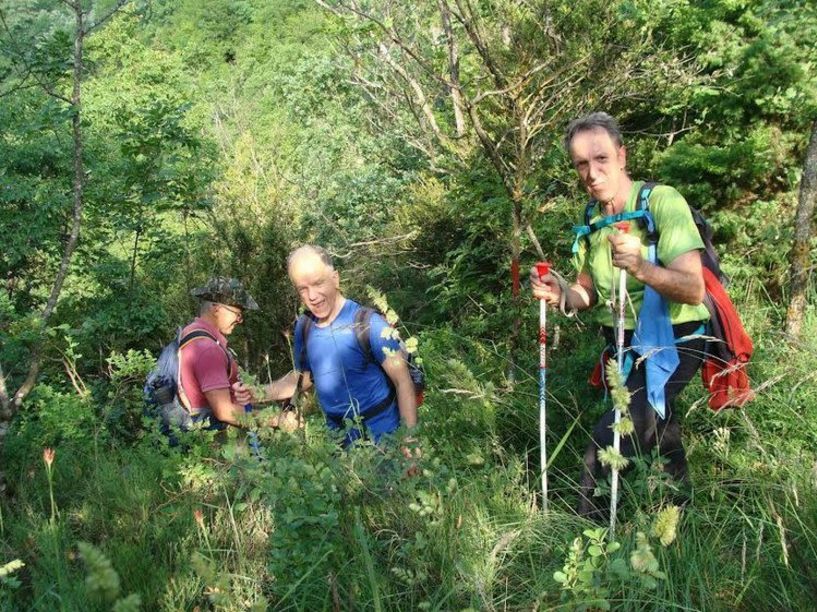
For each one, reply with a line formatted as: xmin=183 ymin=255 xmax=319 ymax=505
xmin=237 ymin=245 xmax=418 ymax=444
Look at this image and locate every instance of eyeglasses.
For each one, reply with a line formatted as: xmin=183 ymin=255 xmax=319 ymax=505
xmin=219 ymin=303 xmax=244 ymax=321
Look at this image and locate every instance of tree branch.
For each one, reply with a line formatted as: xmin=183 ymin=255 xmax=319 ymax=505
xmin=451 ymin=0 xmax=506 ymax=92
xmin=85 ymin=0 xmax=130 ymax=35
xmin=318 ymin=0 xmax=453 ymax=91
xmin=463 ymin=96 xmax=512 ymax=191
xmin=348 ymin=72 xmax=437 ymax=160
xmin=377 ymin=42 xmax=453 ymax=152
xmin=437 ymin=0 xmax=466 ymax=137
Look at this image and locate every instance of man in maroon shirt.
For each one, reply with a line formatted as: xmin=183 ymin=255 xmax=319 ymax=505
xmin=179 ymin=277 xmax=259 ymax=428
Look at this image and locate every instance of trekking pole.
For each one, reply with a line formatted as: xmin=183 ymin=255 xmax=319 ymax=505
xmin=610 ymin=222 xmax=629 ymax=536
xmin=244 ymin=403 xmax=263 ymax=460
xmin=535 ymin=261 xmax=551 ymax=511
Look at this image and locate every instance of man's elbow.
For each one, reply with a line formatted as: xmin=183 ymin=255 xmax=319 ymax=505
xmin=212 ymin=404 xmax=238 ymax=425
xmin=685 ymin=279 xmax=706 ymax=306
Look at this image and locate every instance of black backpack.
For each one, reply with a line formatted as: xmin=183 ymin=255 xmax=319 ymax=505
xmin=297 ymin=306 xmax=426 ymax=422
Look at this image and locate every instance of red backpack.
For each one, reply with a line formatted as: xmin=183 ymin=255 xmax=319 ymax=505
xmin=699 ymin=267 xmax=754 ymax=410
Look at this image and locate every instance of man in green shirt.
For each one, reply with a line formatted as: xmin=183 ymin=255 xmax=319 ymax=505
xmin=531 ymin=112 xmax=709 ymax=517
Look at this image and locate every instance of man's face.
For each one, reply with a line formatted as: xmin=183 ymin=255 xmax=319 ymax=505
xmin=289 ymin=253 xmax=340 ymax=322
xmin=569 ymin=127 xmax=627 ymax=204
xmin=214 ymin=303 xmax=244 ymax=335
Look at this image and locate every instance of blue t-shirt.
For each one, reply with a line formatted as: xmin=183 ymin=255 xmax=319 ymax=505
xmin=294 ymin=299 xmax=401 ymax=442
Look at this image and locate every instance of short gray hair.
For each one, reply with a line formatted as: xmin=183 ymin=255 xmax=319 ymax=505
xmin=198 ymin=300 xmax=216 ymax=315
xmin=564 ymin=112 xmax=624 ymax=151
xmin=287 ymin=244 xmax=334 ymax=272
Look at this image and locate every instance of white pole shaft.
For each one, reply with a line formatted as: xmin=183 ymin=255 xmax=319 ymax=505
xmin=539 ymin=297 xmax=548 ymax=511
xmin=610 ymin=267 xmax=627 ymax=536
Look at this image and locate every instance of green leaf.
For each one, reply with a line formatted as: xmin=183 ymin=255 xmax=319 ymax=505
xmin=606 ymin=542 xmax=621 ymax=553
xmin=609 ymin=557 xmax=629 ymax=578
xmin=583 ymin=527 xmax=605 ymax=540
xmin=588 ymin=545 xmax=603 ymax=557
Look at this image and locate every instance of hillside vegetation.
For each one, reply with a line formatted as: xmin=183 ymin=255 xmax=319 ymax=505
xmin=1 ymin=0 xmax=816 ymax=609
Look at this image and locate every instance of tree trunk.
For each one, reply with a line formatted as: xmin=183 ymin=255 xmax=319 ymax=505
xmin=129 ymin=224 xmax=142 ymax=293
xmin=506 ymin=192 xmax=523 ymax=384
xmin=505 ymin=105 xmax=529 ymax=385
xmin=785 ymin=120 xmax=817 ymax=339
xmin=4 ymin=1 xmax=86 ymax=418
xmin=438 ymin=0 xmax=466 ymax=138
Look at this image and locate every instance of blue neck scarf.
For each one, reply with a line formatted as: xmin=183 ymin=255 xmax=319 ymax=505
xmin=631 ymin=244 xmax=679 ymax=419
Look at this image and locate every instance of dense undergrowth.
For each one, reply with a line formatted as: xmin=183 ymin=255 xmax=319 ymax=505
xmin=2 ymin=284 xmax=816 ymax=611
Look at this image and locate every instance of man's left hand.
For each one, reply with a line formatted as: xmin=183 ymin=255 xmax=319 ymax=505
xmin=400 ymin=438 xmax=422 ymax=478
xmin=608 ymin=232 xmax=644 ymax=276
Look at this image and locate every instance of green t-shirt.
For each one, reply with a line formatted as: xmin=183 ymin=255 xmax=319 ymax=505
xmin=572 ymin=181 xmax=711 ymax=329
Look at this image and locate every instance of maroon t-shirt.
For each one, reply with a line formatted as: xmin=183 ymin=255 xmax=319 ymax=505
xmin=178 ymin=317 xmax=238 ymax=410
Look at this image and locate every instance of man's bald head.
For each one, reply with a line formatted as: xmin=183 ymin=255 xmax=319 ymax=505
xmin=287 ymin=245 xmax=342 ymax=322
xmin=287 ymin=245 xmax=334 ymax=277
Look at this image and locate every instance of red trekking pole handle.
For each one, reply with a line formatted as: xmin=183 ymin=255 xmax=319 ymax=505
xmin=535 ymin=261 xmax=550 ymax=279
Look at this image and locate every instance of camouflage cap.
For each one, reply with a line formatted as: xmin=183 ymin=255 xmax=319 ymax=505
xmin=191 ymin=277 xmax=259 ymax=311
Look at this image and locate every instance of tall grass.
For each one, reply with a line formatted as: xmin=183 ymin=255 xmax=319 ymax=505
xmin=1 ymin=295 xmax=816 ymax=610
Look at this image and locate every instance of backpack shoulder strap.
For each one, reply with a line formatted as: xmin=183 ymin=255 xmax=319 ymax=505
xmin=572 ymin=200 xmax=599 ymax=254
xmin=571 ymin=189 xmax=655 ymax=255
xmin=297 ymin=313 xmax=314 ymax=370
xmin=179 ymin=329 xmax=217 ymax=348
xmin=635 ymin=181 xmax=659 ymax=248
xmin=353 ymin=307 xmax=376 ymax=364
xmin=178 ymin=327 xmax=231 ymax=377
xmin=583 ymin=200 xmax=597 ymax=227
xmin=175 ymin=327 xmax=212 ymax=412
xmin=690 ymin=206 xmax=725 ymax=282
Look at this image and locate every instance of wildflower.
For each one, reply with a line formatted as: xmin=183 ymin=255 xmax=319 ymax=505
xmin=380 ymin=327 xmax=400 ymax=341
xmin=605 ymin=357 xmax=625 ymax=390
xmin=0 ymin=559 xmax=25 ymax=579
xmin=112 ymin=593 xmax=142 ymax=612
xmin=193 ymin=509 xmax=205 ymax=529
xmin=43 ymin=447 xmax=58 ymax=522
xmin=630 ymin=532 xmax=659 ymax=574
xmin=598 ymin=446 xmax=629 ymax=471
xmin=651 ymin=505 xmax=681 ymax=547
xmin=610 ymin=386 xmax=631 ymax=413
xmin=385 ymin=308 xmax=399 ymax=326
xmin=613 ymin=417 xmax=634 ymax=436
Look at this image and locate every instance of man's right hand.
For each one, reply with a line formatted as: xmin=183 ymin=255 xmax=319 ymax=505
xmin=232 ymin=381 xmax=256 ymax=405
xmin=529 ymin=266 xmax=562 ymax=306
xmin=265 ymin=409 xmax=303 ymax=432
xmin=278 ymin=409 xmax=303 ymax=433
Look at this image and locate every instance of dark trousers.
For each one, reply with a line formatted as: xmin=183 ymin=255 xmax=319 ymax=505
xmin=578 ymin=320 xmax=706 ymax=517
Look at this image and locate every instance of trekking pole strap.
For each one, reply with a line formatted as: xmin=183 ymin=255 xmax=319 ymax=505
xmin=543 ymin=268 xmax=578 ymax=319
